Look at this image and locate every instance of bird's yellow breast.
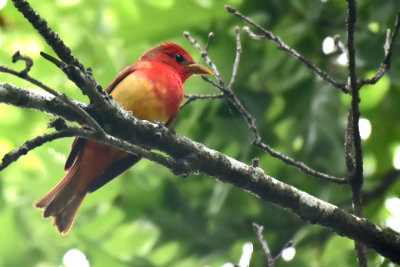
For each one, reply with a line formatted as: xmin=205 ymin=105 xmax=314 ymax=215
xmin=110 ymin=62 xmax=184 ymax=123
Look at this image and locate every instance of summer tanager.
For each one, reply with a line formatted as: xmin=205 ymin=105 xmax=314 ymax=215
xmin=35 ymin=42 xmax=213 ymax=234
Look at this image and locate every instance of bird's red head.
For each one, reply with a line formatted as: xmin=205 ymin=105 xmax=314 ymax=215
xmin=140 ymin=42 xmax=212 ymax=82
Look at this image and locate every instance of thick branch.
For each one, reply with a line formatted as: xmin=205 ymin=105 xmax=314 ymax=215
xmin=1 ymin=87 xmax=399 ymax=263
xmin=0 ymin=83 xmax=87 ymax=124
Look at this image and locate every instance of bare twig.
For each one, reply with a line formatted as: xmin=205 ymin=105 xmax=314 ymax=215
xmin=242 ymin=26 xmax=265 ymax=40
xmin=252 ymin=223 xmax=275 ymax=267
xmin=180 ymin=93 xmax=224 ymax=110
xmin=12 ymin=51 xmax=33 ymax=75
xmin=0 ymin=129 xmax=73 ymax=171
xmin=252 ymin=158 xmax=260 ymax=168
xmin=229 ymin=26 xmax=242 ymax=89
xmin=0 ymin=54 xmax=106 ymax=137
xmin=184 ymin=93 xmax=225 ymax=100
xmin=184 ymin=31 xmax=225 ymax=89
xmin=184 ymin=31 xmax=347 ymax=184
xmin=201 ymin=76 xmax=225 ymax=91
xmin=205 ymin=32 xmax=214 ymax=52
xmin=256 ymin=142 xmax=348 ymax=184
xmin=40 ymin=51 xmax=62 ymax=68
xmin=359 ymin=11 xmax=400 ymax=86
xmin=226 ymin=5 xmax=349 ymax=93
xmin=252 ymin=223 xmax=295 ymax=266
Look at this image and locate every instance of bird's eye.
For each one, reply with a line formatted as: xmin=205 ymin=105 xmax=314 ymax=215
xmin=175 ymin=54 xmax=184 ymax=63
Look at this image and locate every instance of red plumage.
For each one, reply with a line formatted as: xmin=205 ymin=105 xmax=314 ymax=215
xmin=35 ymin=43 xmax=212 ymax=234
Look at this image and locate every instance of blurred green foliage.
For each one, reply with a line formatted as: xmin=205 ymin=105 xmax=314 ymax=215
xmin=1 ymin=0 xmax=400 ymax=266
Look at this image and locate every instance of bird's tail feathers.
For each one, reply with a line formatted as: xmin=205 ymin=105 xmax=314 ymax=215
xmin=34 ymin=163 xmax=86 ymax=235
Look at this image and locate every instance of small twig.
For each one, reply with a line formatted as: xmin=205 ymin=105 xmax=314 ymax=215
xmin=201 ymin=76 xmax=225 ymax=91
xmin=180 ymin=93 xmax=224 ymax=110
xmin=252 ymin=223 xmax=275 ymax=267
xmin=226 ymin=5 xmax=349 ymax=93
xmin=3 ymin=52 xmax=105 ymax=136
xmin=229 ymin=26 xmax=242 ymax=89
xmin=0 ymin=129 xmax=73 ymax=171
xmin=0 ymin=56 xmax=106 ymax=137
xmin=255 ymin=142 xmax=348 ymax=184
xmin=184 ymin=31 xmax=226 ymax=89
xmin=184 ymin=93 xmax=225 ymax=100
xmin=252 ymin=223 xmax=295 ymax=266
xmin=252 ymin=158 xmax=259 ymax=168
xmin=359 ymin=11 xmax=400 ymax=86
xmin=12 ymin=51 xmax=33 ymax=75
xmin=205 ymin=32 xmax=214 ymax=52
xmin=40 ymin=51 xmax=62 ymax=68
xmin=243 ymin=26 xmax=265 ymax=40
xmin=184 ymin=31 xmax=347 ymax=184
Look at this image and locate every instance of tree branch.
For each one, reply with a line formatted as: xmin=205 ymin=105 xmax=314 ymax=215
xmin=0 ymin=83 xmax=87 ymax=124
xmin=345 ymin=0 xmax=367 ymax=265
xmin=359 ymin=11 xmax=400 ymax=86
xmin=252 ymin=223 xmax=275 ymax=267
xmin=180 ymin=93 xmax=224 ymax=110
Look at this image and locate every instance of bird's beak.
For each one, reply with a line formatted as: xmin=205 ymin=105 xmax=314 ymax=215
xmin=187 ymin=63 xmax=213 ymax=75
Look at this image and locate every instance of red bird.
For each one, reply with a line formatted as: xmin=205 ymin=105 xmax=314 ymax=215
xmin=35 ymin=42 xmax=213 ymax=234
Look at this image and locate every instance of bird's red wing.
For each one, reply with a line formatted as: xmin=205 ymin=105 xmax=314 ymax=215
xmin=106 ymin=63 xmax=137 ymax=94
xmin=64 ymin=64 xmax=138 ymax=171
xmin=64 ymin=137 xmax=86 ymax=171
